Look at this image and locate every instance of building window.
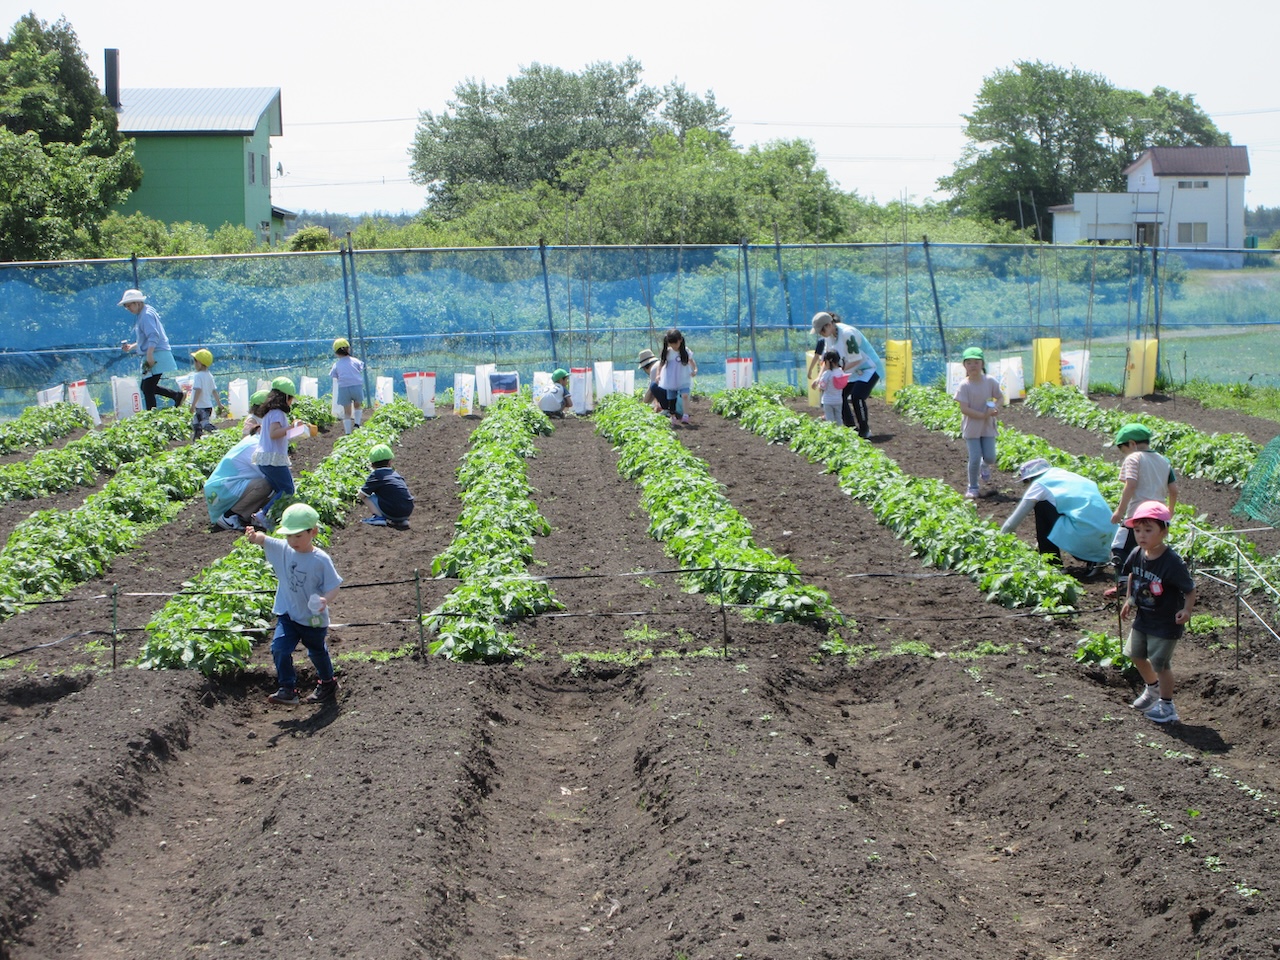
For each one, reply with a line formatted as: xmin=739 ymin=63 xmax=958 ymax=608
xmin=1177 ymin=222 xmax=1208 ymax=244
xmin=248 ymin=152 xmax=256 ymax=184
xmin=262 ymin=155 xmax=269 ymax=185
xmin=1176 ymin=180 xmax=1209 ymax=189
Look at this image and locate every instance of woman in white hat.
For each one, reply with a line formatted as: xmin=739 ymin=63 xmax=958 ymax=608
xmin=118 ymin=288 xmax=184 ymax=410
xmin=810 ymin=311 xmax=883 ymax=437
xmin=637 ymin=348 xmax=662 ymax=411
xmin=1000 ymin=457 xmax=1116 ymax=577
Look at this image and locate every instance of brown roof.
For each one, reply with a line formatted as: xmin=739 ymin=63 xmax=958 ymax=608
xmin=1123 ymin=145 xmax=1250 ymax=177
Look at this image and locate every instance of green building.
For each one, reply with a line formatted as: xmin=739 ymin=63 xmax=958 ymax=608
xmin=108 ymin=54 xmax=290 ymax=244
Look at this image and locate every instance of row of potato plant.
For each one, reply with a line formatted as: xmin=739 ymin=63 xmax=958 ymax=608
xmin=890 ymin=384 xmax=1275 ymax=585
xmin=424 ymin=396 xmax=561 ymax=663
xmin=0 ymin=425 xmax=241 ymax=621
xmin=0 ymin=401 xmax=93 ymax=454
xmin=1025 ymin=383 xmax=1259 ymax=486
xmin=137 ymin=400 xmax=425 ymax=676
xmin=594 ymin=393 xmax=842 ymax=626
xmin=715 ymin=384 xmax=1080 ymax=612
xmin=0 ymin=406 xmax=192 ymax=503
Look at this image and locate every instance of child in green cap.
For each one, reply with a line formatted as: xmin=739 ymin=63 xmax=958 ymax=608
xmin=245 ymin=502 xmax=343 ymax=706
xmin=358 ymin=443 xmax=415 ymax=529
xmin=538 ymin=368 xmax=574 ymax=417
xmin=953 ymin=347 xmax=1003 ymax=499
xmin=1106 ymin=423 xmax=1180 ymax=597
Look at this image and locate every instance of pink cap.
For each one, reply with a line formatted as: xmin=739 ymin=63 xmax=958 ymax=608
xmin=1126 ymin=500 xmax=1172 ymax=527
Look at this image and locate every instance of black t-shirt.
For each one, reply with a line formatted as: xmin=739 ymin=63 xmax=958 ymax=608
xmin=1122 ymin=545 xmax=1195 ymax=639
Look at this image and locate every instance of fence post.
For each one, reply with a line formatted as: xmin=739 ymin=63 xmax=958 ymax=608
xmin=539 ymin=239 xmax=559 ymax=364
xmin=415 ymin=568 xmax=425 ymax=658
xmin=715 ymin=560 xmax=730 ymax=656
xmin=922 ymin=236 xmax=948 ymax=364
xmin=741 ymin=240 xmax=760 ymax=376
xmin=111 ymin=583 xmax=119 ymax=670
xmin=344 ymin=237 xmax=372 ymax=401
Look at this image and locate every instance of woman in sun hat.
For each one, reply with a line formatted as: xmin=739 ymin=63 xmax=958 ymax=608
xmin=954 ymin=346 xmax=1003 ymax=499
xmin=204 ymin=390 xmax=273 ymax=531
xmin=637 ymin=348 xmax=662 ymax=410
xmin=118 ymin=288 xmax=184 ymax=410
xmin=810 ymin=311 xmax=883 ymax=437
xmin=1000 ymin=457 xmax=1116 ymax=576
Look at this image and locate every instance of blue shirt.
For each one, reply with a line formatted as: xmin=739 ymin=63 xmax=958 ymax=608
xmin=262 ymin=537 xmax=343 ymax=626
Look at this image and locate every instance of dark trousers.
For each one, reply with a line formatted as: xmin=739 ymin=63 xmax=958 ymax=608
xmin=1033 ymin=499 xmax=1063 ymax=563
xmin=1112 ymin=527 xmax=1137 ymax=581
xmin=141 ymin=373 xmax=182 ymax=410
xmin=843 ymin=373 xmax=879 ymax=435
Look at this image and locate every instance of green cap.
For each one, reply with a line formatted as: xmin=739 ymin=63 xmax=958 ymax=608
xmin=370 ymin=443 xmax=394 ymax=463
xmin=552 ymin=368 xmax=570 ymax=382
xmin=275 ymin=502 xmax=319 ymax=535
xmin=271 ymin=376 xmax=297 ymax=397
xmin=249 ymin=389 xmax=269 ymax=405
xmin=961 ymin=347 xmax=985 ymax=361
xmin=1114 ymin=423 xmax=1152 ymax=446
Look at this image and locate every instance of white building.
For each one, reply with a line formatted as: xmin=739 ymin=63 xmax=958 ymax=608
xmin=1050 ymin=146 xmax=1249 ymax=248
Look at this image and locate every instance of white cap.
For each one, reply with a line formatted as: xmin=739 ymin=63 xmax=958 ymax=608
xmin=118 ymin=288 xmax=146 ymax=306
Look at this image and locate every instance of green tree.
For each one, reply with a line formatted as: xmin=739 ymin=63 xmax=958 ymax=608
xmin=409 ymin=59 xmax=731 ymax=212
xmin=286 ymin=225 xmax=340 ymax=252
xmin=0 ymin=14 xmax=140 ymax=260
xmin=940 ymin=61 xmax=1226 ymax=238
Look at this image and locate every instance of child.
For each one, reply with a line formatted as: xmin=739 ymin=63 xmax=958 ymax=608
xmin=656 ymin=327 xmax=697 ymax=425
xmin=1106 ymin=423 xmax=1180 ymax=597
xmin=245 ymin=502 xmax=343 ymax=706
xmin=330 ymin=337 xmax=365 ymax=435
xmin=953 ymin=346 xmax=1003 ymax=499
xmin=188 ymin=349 xmax=223 ymax=440
xmin=1119 ymin=500 xmax=1196 ymax=724
xmin=537 ymin=368 xmax=573 ymax=417
xmin=250 ymin=377 xmax=300 ymax=528
xmin=810 ymin=350 xmax=847 ymax=423
xmin=359 ymin=443 xmax=415 ymax=529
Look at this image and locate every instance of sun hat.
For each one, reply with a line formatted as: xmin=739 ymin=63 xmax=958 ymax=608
xmin=275 ymin=502 xmax=320 ymax=535
xmin=1114 ymin=423 xmax=1152 ymax=446
xmin=190 ymin=348 xmax=213 ymax=367
xmin=811 ymin=311 xmax=834 ymax=336
xmin=249 ymin=389 xmax=269 ymax=406
xmin=552 ymin=368 xmax=569 ymax=382
xmin=271 ymin=376 xmax=297 ymax=397
xmin=637 ymin=348 xmax=659 ymax=370
xmin=333 ymin=337 xmax=350 ymax=352
xmin=1018 ymin=457 xmax=1052 ymax=481
xmin=961 ymin=347 xmax=985 ymax=361
xmin=1126 ymin=500 xmax=1172 ymax=527
xmin=117 ymin=288 xmax=146 ymax=306
xmin=370 ymin=443 xmax=394 ymax=463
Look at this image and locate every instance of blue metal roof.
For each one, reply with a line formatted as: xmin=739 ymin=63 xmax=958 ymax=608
xmin=116 ymin=87 xmax=282 ymax=136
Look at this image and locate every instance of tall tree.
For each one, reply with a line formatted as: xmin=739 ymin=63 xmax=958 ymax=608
xmin=409 ymin=59 xmax=731 ymax=212
xmin=939 ymin=61 xmax=1227 ymax=238
xmin=0 ymin=14 xmax=140 ymax=260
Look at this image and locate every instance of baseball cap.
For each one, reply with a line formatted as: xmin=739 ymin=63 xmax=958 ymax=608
xmin=333 ymin=337 xmax=350 ymax=352
xmin=811 ymin=311 xmax=834 ymax=336
xmin=191 ymin=349 xmax=213 ymax=367
xmin=275 ymin=502 xmax=320 ymax=535
xmin=552 ymin=368 xmax=569 ymax=381
xmin=370 ymin=443 xmax=394 ymax=463
xmin=1114 ymin=423 xmax=1152 ymax=446
xmin=961 ymin=347 xmax=985 ymax=361
xmin=271 ymin=376 xmax=297 ymax=397
xmin=1126 ymin=500 xmax=1172 ymax=527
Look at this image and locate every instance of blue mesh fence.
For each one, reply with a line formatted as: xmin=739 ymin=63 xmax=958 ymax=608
xmin=0 ymin=243 xmax=1277 ymax=419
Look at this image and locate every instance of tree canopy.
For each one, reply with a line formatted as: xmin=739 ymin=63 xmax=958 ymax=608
xmin=409 ymin=59 xmax=731 ymax=212
xmin=939 ymin=61 xmax=1228 ymax=238
xmin=0 ymin=13 xmax=140 ymax=260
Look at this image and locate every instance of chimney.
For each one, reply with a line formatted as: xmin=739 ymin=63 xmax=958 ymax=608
xmin=104 ymin=49 xmax=120 ymax=108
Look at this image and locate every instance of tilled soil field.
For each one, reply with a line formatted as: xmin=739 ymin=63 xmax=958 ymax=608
xmin=1 ymin=391 xmax=1278 ymax=960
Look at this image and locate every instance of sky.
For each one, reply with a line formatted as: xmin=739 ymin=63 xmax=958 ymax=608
xmin=10 ymin=0 xmax=1280 ymax=217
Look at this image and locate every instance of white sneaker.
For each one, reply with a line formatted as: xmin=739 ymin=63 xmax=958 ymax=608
xmin=964 ymin=487 xmax=979 ymax=499
xmin=1144 ymin=700 xmax=1180 ymax=724
xmin=216 ymin=514 xmax=244 ymax=532
xmin=1131 ymin=686 xmax=1159 ymax=711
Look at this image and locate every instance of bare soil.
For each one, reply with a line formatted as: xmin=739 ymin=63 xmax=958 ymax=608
xmin=1 ymin=392 xmax=1278 ymax=960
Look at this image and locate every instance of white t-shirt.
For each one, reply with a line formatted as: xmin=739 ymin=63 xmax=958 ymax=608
xmin=191 ymin=369 xmax=216 ymax=408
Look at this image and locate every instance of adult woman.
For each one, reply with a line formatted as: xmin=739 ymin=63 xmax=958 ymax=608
xmin=811 ymin=311 xmax=882 ymax=437
xmin=1001 ymin=458 xmax=1115 ymax=576
xmin=118 ymin=288 xmax=184 ymax=409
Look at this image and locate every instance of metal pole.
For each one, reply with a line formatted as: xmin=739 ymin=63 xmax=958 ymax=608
xmin=538 ymin=239 xmax=558 ymax=364
xmin=344 ymin=235 xmax=372 ymax=401
xmin=715 ymin=561 xmax=729 ymax=657
xmin=773 ymin=222 xmax=793 ymax=358
xmin=742 ymin=240 xmax=760 ymax=375
xmin=415 ymin=569 xmax=426 ymax=658
xmin=111 ymin=584 xmax=118 ymax=669
xmin=921 ymin=236 xmax=948 ymax=364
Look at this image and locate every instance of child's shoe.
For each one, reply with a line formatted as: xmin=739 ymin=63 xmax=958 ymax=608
xmin=680 ymin=414 xmax=690 ymax=425
xmin=1144 ymin=699 xmax=1179 ymax=724
xmin=669 ymin=414 xmax=680 ymax=427
xmin=1103 ymin=585 xmax=1120 ymax=599
xmin=304 ymin=679 xmax=338 ymax=704
xmin=980 ymin=462 xmax=992 ymax=484
xmin=964 ymin=487 xmax=979 ymax=499
xmin=267 ymin=687 xmax=300 ymax=706
xmin=1131 ymin=685 xmax=1159 ymax=711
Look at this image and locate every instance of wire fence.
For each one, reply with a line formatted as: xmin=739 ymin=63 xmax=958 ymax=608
xmin=1 ymin=241 xmax=1278 ymax=419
